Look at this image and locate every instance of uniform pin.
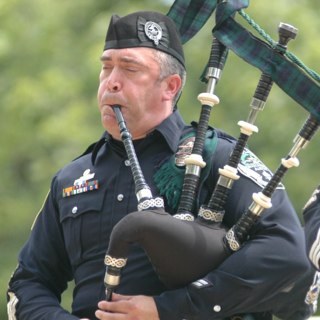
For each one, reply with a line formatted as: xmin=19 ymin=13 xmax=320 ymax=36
xmin=62 ymin=169 xmax=99 ymax=198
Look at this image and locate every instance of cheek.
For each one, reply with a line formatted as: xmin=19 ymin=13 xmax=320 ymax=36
xmin=144 ymin=84 xmax=163 ymax=103
xmin=97 ymin=70 xmax=107 ymax=92
xmin=97 ymin=82 xmax=105 ymax=102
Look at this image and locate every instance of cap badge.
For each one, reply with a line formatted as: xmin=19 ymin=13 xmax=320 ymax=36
xmin=144 ymin=21 xmax=162 ymax=45
xmin=175 ymin=136 xmax=195 ymax=167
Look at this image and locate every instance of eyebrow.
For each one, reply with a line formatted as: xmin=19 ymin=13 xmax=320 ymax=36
xmin=100 ymin=56 xmax=111 ymax=62
xmin=100 ymin=55 xmax=146 ymax=67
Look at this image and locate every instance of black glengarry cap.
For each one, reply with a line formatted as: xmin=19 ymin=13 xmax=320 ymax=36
xmin=104 ymin=11 xmax=185 ymax=68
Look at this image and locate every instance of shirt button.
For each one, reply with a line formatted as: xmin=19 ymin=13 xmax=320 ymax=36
xmin=124 ymin=160 xmax=130 ymax=166
xmin=117 ymin=194 xmax=124 ymax=202
xmin=72 ymin=206 xmax=78 ymax=214
xmin=213 ymin=305 xmax=221 ymax=312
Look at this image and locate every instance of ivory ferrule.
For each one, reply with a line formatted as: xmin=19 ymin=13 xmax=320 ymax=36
xmin=251 ymin=192 xmax=272 ymax=214
xmin=238 ymin=120 xmax=259 ymax=135
xmin=184 ymin=154 xmax=206 ymax=168
xmin=218 ymin=165 xmax=240 ymax=184
xmin=281 ymin=157 xmax=299 ymax=168
xmin=197 ymin=92 xmax=220 ymax=107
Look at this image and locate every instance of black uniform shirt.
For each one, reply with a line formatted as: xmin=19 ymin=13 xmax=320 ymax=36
xmin=7 ymin=110 xmax=317 ymax=319
xmin=304 ymin=185 xmax=320 ymax=270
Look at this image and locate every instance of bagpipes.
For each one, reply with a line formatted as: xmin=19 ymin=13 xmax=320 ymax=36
xmin=103 ymin=1 xmax=320 ymax=300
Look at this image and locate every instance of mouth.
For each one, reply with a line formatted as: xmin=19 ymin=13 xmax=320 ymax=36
xmin=100 ymin=104 xmax=114 ymax=118
xmin=100 ymin=92 xmax=124 ymax=107
xmin=101 ymin=103 xmax=129 ymax=122
xmin=101 ymin=100 xmax=125 ymax=111
xmin=99 ymin=93 xmax=127 ymax=118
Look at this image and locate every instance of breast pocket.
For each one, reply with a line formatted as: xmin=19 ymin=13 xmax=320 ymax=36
xmin=59 ymin=192 xmax=105 ymax=267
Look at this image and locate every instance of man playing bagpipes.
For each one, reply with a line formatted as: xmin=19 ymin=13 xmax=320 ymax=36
xmin=303 ymin=184 xmax=320 ymax=310
xmin=7 ymin=6 xmax=319 ymax=320
xmin=304 ymin=185 xmax=320 ymax=270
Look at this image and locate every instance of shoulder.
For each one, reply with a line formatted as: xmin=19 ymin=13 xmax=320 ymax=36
xmin=238 ymin=148 xmax=284 ymax=190
xmin=52 ymin=138 xmax=103 ymax=195
xmin=303 ymin=185 xmax=320 ymax=269
xmin=214 ymin=128 xmax=238 ymax=154
xmin=213 ymin=128 xmax=283 ymax=190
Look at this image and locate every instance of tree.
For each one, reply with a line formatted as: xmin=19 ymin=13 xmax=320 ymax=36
xmin=1 ymin=0 xmax=319 ymax=317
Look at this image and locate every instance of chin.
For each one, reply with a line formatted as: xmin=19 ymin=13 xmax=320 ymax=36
xmin=101 ymin=119 xmax=118 ymax=136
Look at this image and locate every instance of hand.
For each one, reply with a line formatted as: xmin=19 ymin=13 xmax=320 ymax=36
xmin=95 ymin=293 xmax=160 ymax=320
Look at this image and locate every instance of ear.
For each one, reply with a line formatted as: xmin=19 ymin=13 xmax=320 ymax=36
xmin=161 ymin=74 xmax=182 ymax=101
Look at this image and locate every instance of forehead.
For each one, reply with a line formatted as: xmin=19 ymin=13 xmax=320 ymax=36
xmin=101 ymin=47 xmax=157 ymax=63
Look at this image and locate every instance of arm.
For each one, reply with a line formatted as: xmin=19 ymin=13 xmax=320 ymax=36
xmin=7 ymin=177 xmax=78 ymax=320
xmin=303 ymin=184 xmax=320 ymax=269
xmin=95 ymin=182 xmax=311 ymax=320
xmin=94 ymin=138 xmax=312 ymax=319
xmin=154 ymin=192 xmax=310 ymax=319
xmin=153 ymin=166 xmax=312 ymax=319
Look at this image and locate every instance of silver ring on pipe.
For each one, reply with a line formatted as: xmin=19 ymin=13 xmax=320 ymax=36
xmin=225 ymin=228 xmax=241 ymax=251
xmin=137 ymin=197 xmax=164 ymax=211
xmin=198 ymin=207 xmax=224 ymax=222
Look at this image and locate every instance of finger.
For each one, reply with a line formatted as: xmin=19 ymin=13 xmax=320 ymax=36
xmin=95 ymin=309 xmax=124 ymax=320
xmin=98 ymin=300 xmax=109 ymax=310
xmin=98 ymin=300 xmax=132 ymax=314
xmin=112 ymin=293 xmax=132 ymax=301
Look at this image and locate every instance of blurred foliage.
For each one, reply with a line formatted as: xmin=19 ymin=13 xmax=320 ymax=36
xmin=1 ymin=0 xmax=319 ymax=318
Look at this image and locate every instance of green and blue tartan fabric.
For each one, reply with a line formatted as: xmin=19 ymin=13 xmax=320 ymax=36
xmin=167 ymin=0 xmax=320 ymax=121
xmin=167 ymin=0 xmax=217 ymax=44
xmin=213 ymin=1 xmax=320 ymax=122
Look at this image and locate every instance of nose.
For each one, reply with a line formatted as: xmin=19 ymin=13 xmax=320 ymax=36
xmin=107 ymin=79 xmax=120 ymax=92
xmin=106 ymin=69 xmax=122 ymax=93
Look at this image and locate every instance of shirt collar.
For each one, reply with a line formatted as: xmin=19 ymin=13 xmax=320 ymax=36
xmin=152 ymin=109 xmax=186 ymax=153
xmin=91 ymin=109 xmax=187 ymax=163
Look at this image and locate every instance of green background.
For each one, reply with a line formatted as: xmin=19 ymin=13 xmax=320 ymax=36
xmin=1 ymin=0 xmax=320 ymax=318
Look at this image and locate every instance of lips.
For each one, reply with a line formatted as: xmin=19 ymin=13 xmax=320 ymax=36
xmin=99 ymin=92 xmax=128 ymax=120
xmin=101 ymin=105 xmax=116 ymax=117
xmin=100 ymin=92 xmax=122 ymax=107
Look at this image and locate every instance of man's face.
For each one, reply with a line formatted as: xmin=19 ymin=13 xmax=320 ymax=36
xmin=97 ymin=47 xmax=177 ymax=140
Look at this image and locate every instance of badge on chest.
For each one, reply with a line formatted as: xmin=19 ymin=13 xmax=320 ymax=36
xmin=62 ymin=169 xmax=99 ymax=197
